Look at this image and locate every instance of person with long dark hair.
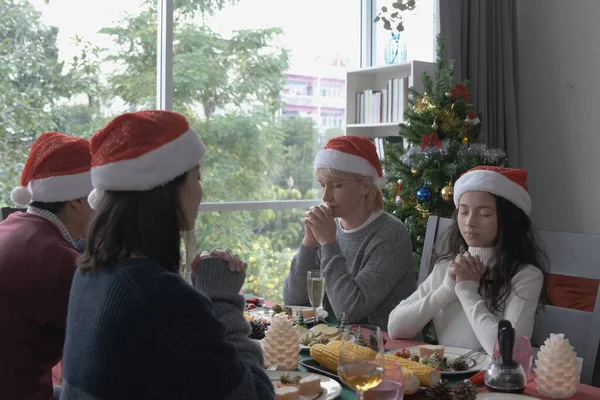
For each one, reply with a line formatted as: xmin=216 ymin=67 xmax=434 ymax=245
xmin=388 ymin=166 xmax=548 ymax=357
xmin=60 ymin=111 xmax=273 ymax=399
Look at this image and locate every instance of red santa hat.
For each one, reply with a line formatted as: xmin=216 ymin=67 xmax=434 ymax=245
xmin=10 ymin=132 xmax=93 ymax=206
xmin=88 ymin=110 xmax=206 ymax=209
xmin=453 ymin=166 xmax=531 ymax=215
xmin=313 ymin=135 xmax=386 ymax=189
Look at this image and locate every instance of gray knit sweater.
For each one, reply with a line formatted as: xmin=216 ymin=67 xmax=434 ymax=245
xmin=283 ymin=212 xmax=416 ymax=330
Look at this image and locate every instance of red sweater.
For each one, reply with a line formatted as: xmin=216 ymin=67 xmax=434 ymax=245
xmin=0 ymin=212 xmax=79 ymax=400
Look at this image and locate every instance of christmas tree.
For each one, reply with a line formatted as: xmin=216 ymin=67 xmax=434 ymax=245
xmin=295 ymin=311 xmax=307 ymax=328
xmin=383 ymin=34 xmax=507 ymax=273
xmin=337 ymin=312 xmax=349 ymax=333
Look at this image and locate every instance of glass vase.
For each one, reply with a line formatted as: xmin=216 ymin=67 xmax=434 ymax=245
xmin=384 ymin=33 xmax=407 ymax=65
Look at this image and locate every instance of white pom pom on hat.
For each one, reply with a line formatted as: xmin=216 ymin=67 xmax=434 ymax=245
xmin=10 ymin=186 xmax=32 ymax=206
xmin=87 ymin=188 xmax=104 ymax=210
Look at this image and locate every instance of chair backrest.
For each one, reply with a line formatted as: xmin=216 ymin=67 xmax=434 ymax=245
xmin=418 ymin=216 xmax=600 ymax=385
xmin=0 ymin=207 xmax=25 ymax=221
xmin=418 ymin=216 xmax=453 ymax=285
xmin=532 ymin=229 xmax=600 ymax=385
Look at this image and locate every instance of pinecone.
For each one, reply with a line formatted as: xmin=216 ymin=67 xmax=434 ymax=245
xmin=453 ymin=380 xmax=477 ymax=400
xmin=425 ymin=380 xmax=451 ymax=400
xmin=248 ymin=319 xmax=270 ymax=340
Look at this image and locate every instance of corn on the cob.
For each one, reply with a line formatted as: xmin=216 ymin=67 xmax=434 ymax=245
xmin=310 ymin=340 xmax=377 ymax=372
xmin=384 ymin=353 xmax=441 ymax=387
xmin=310 ymin=341 xmax=423 ymax=394
xmin=398 ymin=368 xmax=420 ymax=395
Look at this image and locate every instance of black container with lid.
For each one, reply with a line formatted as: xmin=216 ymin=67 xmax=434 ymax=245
xmin=484 ymin=319 xmax=527 ymax=393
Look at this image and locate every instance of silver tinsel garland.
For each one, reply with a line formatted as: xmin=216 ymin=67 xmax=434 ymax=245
xmin=399 ymin=141 xmax=506 ymax=168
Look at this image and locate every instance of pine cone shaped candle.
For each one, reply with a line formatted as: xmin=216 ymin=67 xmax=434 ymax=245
xmin=534 ymin=333 xmax=579 ymax=398
xmin=262 ymin=314 xmax=301 ymax=371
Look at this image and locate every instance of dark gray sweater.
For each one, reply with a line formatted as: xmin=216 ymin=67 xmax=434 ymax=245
xmin=60 ymin=257 xmax=273 ymax=400
xmin=283 ymin=212 xmax=416 ymax=330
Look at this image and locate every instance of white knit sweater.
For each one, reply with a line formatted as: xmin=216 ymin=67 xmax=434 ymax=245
xmin=387 ymin=247 xmax=544 ymax=356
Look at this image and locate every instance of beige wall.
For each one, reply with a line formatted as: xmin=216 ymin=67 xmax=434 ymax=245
xmin=516 ymin=0 xmax=600 ymax=233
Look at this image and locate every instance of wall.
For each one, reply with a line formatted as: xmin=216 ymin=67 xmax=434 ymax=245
xmin=516 ymin=0 xmax=600 ymax=233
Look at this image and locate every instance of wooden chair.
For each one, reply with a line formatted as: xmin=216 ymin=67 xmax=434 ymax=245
xmin=419 ymin=215 xmax=600 ymax=385
xmin=0 ymin=207 xmax=25 ymax=222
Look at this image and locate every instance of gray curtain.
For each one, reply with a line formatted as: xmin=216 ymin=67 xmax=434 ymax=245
xmin=439 ymin=0 xmax=520 ymax=167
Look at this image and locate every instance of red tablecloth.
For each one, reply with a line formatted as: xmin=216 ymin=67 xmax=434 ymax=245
xmin=384 ymin=337 xmax=600 ymax=400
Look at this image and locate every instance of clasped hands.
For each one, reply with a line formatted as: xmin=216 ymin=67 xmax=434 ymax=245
xmin=301 ymin=204 xmax=337 ymax=247
xmin=448 ymin=252 xmax=486 ymax=283
xmin=191 ymin=248 xmax=247 ymax=274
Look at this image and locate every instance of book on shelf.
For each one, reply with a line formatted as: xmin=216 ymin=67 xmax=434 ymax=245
xmin=355 ymin=77 xmax=408 ymax=125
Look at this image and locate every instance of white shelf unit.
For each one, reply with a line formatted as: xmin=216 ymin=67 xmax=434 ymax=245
xmin=345 ymin=61 xmax=436 ymax=139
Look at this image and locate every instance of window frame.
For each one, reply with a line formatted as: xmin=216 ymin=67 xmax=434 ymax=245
xmin=155 ymin=0 xmax=368 ymax=213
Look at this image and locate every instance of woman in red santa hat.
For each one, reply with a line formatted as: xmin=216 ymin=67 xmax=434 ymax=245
xmin=60 ymin=111 xmax=272 ymax=399
xmin=388 ymin=166 xmax=549 ymax=357
xmin=283 ymin=135 xmax=416 ymax=331
xmin=0 ymin=132 xmax=94 ymax=400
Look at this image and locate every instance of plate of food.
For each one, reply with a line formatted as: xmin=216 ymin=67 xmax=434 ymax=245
xmin=249 ymin=305 xmax=328 ymax=324
xmin=387 ymin=345 xmax=492 ymax=375
xmin=297 ymin=324 xmax=347 ymax=351
xmin=267 ymin=371 xmax=342 ymax=400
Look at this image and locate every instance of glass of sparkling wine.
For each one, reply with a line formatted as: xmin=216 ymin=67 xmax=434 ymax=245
xmin=307 ymin=270 xmax=325 ymax=324
xmin=338 ymin=325 xmax=385 ymax=400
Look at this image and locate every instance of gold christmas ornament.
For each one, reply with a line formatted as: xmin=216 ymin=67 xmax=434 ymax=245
xmin=440 ymin=109 xmax=460 ymax=132
xmin=460 ymin=121 xmax=472 ymax=138
xmin=411 ymin=168 xmax=418 ymax=175
xmin=414 ymin=95 xmax=435 ymax=113
xmin=415 ymin=203 xmax=431 ymax=219
xmin=441 ymin=185 xmax=454 ymax=201
xmin=462 ymin=137 xmax=469 ymax=144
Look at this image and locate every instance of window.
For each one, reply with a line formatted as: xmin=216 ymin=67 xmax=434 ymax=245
xmin=169 ymin=0 xmax=360 ymax=296
xmin=0 ymin=0 xmax=363 ymax=300
xmin=0 ymin=0 xmax=150 ymax=206
xmin=372 ymin=0 xmax=438 ymax=66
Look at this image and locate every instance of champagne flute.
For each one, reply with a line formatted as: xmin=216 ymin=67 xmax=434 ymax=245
xmin=338 ymin=325 xmax=385 ymax=400
xmin=307 ymin=270 xmax=325 ymax=324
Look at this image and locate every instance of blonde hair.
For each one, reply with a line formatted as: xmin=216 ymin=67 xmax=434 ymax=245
xmin=316 ymin=168 xmax=383 ymax=212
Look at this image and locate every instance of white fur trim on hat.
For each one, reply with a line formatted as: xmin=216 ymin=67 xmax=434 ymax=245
xmin=11 ymin=170 xmax=93 ymax=206
xmin=453 ymin=169 xmax=532 ymax=215
xmin=91 ymin=127 xmax=205 ymax=191
xmin=314 ymin=149 xmax=384 ymax=188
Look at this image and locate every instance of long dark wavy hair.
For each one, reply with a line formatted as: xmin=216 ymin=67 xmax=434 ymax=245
xmin=432 ymin=195 xmax=549 ymax=314
xmin=79 ymin=172 xmax=188 ymax=273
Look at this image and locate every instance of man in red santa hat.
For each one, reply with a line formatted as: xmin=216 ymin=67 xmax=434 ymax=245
xmin=0 ymin=132 xmax=94 ymax=400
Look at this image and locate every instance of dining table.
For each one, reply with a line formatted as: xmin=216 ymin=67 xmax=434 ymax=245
xmin=245 ymin=295 xmax=600 ymax=400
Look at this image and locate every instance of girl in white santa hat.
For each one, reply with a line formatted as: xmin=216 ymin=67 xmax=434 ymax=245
xmin=283 ymin=135 xmax=416 ymax=331
xmin=60 ymin=110 xmax=272 ymax=399
xmin=388 ymin=166 xmax=549 ymax=357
